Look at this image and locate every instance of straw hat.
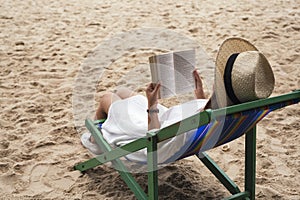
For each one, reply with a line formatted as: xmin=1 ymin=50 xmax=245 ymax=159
xmin=213 ymin=38 xmax=275 ymax=108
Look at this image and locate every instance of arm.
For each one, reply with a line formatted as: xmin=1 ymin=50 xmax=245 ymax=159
xmin=146 ymin=83 xmax=161 ymax=131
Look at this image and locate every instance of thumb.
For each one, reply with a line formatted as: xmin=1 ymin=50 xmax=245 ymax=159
xmin=152 ymin=84 xmax=160 ymax=98
xmin=154 ymin=83 xmax=160 ymax=92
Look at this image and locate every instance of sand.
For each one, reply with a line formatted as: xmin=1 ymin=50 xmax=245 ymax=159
xmin=0 ymin=0 xmax=299 ymax=199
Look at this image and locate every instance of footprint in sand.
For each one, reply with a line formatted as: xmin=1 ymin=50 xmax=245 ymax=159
xmin=0 ymin=162 xmax=10 ymax=174
xmin=26 ymin=164 xmax=53 ymax=195
xmin=0 ymin=140 xmax=10 ymax=149
xmin=24 ymin=163 xmax=81 ymax=197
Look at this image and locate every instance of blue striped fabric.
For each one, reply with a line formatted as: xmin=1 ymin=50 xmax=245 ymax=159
xmin=175 ymin=99 xmax=299 ymax=161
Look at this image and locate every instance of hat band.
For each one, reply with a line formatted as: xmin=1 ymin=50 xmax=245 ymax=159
xmin=224 ymin=53 xmax=241 ymax=104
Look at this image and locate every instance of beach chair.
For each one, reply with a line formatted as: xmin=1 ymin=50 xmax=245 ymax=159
xmin=74 ymin=90 xmax=300 ymax=200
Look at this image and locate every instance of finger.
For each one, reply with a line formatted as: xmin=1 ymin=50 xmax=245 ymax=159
xmin=146 ymin=83 xmax=156 ymax=93
xmin=193 ymin=69 xmax=199 ymax=77
xmin=153 ymin=83 xmax=161 ymax=93
xmin=193 ymin=71 xmax=199 ymax=89
xmin=195 ymin=72 xmax=203 ymax=88
xmin=193 ymin=70 xmax=201 ymax=81
xmin=146 ymin=83 xmax=152 ymax=91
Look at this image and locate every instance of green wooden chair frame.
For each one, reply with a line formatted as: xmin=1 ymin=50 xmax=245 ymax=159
xmin=74 ymin=90 xmax=300 ymax=200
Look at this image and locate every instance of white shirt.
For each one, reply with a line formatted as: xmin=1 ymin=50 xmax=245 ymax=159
xmin=101 ymin=95 xmax=208 ymax=164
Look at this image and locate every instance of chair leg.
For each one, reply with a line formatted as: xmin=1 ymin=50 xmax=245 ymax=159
xmin=80 ymin=119 xmax=148 ymax=200
xmin=197 ymin=152 xmax=241 ymax=195
xmin=245 ymin=126 xmax=256 ymax=200
xmin=147 ymin=132 xmax=159 ymax=200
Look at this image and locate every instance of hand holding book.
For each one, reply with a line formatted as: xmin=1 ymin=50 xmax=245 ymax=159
xmin=146 ymin=82 xmax=161 ymax=108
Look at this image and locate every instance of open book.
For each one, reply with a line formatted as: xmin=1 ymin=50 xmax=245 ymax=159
xmin=149 ymin=49 xmax=195 ymax=98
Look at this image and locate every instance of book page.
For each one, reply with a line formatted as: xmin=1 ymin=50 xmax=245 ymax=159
xmin=173 ymin=49 xmax=195 ymax=95
xmin=149 ymin=52 xmax=175 ymax=98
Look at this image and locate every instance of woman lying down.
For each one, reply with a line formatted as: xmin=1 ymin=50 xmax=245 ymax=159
xmin=81 ymin=70 xmax=210 ymax=164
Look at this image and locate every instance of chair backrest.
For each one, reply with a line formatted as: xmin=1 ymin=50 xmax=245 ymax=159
xmin=166 ymin=98 xmax=299 ymax=162
xmin=89 ymin=91 xmax=299 ymax=166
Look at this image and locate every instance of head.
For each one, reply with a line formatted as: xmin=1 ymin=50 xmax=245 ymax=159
xmin=213 ymin=38 xmax=275 ymax=108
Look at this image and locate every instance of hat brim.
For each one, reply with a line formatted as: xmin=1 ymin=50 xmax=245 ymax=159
xmin=213 ymin=38 xmax=258 ymax=108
